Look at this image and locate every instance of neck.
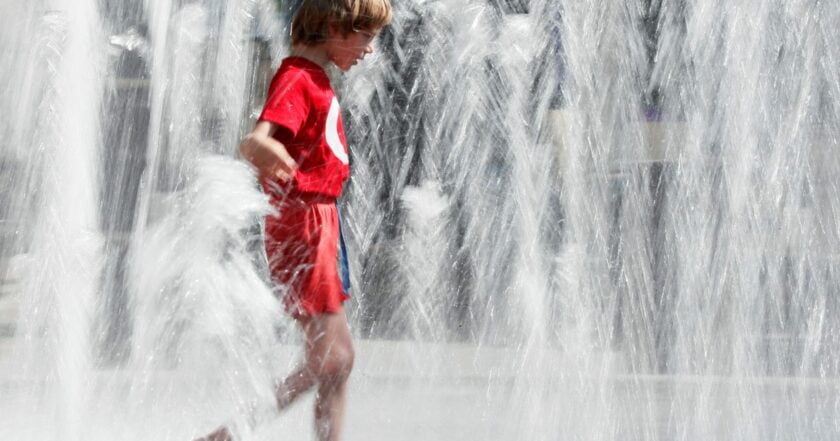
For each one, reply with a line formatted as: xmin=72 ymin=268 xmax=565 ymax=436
xmin=290 ymin=44 xmax=330 ymax=69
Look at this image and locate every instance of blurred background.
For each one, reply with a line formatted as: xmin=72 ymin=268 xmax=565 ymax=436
xmin=1 ymin=0 xmax=839 ymax=440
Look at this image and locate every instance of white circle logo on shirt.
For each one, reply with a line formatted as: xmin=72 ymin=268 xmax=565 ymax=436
xmin=325 ymin=97 xmax=349 ymax=164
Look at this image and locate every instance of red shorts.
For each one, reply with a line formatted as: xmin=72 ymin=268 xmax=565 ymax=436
xmin=265 ymin=198 xmax=349 ymax=317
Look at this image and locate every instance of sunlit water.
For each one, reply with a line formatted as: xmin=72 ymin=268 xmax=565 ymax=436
xmin=1 ymin=0 xmax=840 ymax=440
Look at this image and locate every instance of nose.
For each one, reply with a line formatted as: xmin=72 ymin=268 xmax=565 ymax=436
xmin=364 ymin=43 xmax=374 ymax=55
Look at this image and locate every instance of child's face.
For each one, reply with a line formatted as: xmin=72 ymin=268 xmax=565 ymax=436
xmin=326 ymin=26 xmax=381 ymax=72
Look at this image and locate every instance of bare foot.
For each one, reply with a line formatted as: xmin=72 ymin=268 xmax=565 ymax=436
xmin=194 ymin=426 xmax=232 ymax=441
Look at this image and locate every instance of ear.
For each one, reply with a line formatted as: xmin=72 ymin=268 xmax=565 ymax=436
xmin=327 ymin=22 xmax=344 ymax=39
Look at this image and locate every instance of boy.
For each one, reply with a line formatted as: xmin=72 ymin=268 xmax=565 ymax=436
xmin=197 ymin=1 xmax=392 ymax=440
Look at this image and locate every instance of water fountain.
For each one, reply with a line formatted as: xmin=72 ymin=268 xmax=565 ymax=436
xmin=1 ymin=0 xmax=839 ymax=440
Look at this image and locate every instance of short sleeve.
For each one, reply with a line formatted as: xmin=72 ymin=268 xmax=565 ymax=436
xmin=259 ymin=69 xmax=311 ymax=137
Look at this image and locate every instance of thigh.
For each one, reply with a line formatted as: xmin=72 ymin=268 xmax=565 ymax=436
xmin=299 ymin=311 xmax=353 ymax=363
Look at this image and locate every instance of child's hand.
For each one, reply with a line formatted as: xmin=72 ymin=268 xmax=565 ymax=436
xmin=239 ymin=122 xmax=298 ymax=182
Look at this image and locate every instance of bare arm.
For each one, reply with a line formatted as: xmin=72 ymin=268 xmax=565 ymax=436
xmin=239 ymin=120 xmax=298 ymax=181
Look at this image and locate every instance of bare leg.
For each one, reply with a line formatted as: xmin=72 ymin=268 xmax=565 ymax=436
xmin=314 ymin=370 xmax=350 ymax=441
xmin=193 ymin=426 xmax=231 ymax=441
xmin=302 ymin=310 xmax=355 ymax=441
xmin=274 ymin=314 xmax=318 ymax=410
xmin=193 ymin=318 xmax=315 ymax=441
xmin=195 ymin=311 xmax=353 ymax=441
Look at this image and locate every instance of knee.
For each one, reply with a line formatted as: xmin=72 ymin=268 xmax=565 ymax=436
xmin=327 ymin=342 xmax=354 ymax=379
xmin=314 ymin=342 xmax=354 ymax=382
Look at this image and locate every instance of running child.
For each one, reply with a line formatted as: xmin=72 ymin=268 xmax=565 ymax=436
xmin=196 ymin=1 xmax=392 ymax=440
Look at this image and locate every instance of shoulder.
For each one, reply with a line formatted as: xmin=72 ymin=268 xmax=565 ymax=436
xmin=275 ymin=58 xmax=331 ymax=89
xmin=265 ymin=59 xmax=324 ymax=110
xmin=273 ymin=64 xmax=315 ymax=93
xmin=265 ymin=57 xmax=337 ymax=118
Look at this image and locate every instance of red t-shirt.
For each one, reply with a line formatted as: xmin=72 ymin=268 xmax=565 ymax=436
xmin=259 ymin=56 xmax=350 ymax=199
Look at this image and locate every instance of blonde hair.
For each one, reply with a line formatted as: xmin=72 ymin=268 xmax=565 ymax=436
xmin=291 ymin=0 xmax=393 ymax=46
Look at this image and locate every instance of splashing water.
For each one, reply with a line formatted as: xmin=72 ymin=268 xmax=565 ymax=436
xmin=2 ymin=0 xmax=840 ymax=440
